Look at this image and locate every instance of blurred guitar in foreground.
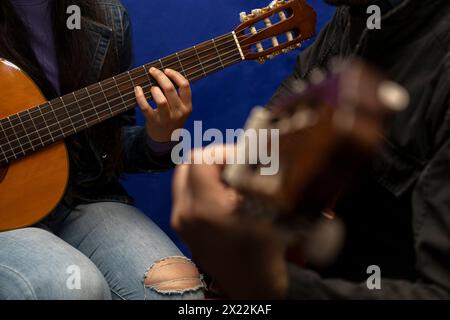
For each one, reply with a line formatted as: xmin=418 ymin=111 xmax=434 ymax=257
xmin=223 ymin=59 xmax=410 ymax=267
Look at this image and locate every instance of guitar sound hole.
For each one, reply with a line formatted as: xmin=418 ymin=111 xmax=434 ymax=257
xmin=0 ymin=165 xmax=8 ymax=183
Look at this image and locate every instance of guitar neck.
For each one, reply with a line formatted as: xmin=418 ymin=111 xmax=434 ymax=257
xmin=0 ymin=32 xmax=242 ymax=164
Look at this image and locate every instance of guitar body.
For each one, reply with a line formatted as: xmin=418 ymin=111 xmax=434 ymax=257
xmin=0 ymin=59 xmax=69 ymax=231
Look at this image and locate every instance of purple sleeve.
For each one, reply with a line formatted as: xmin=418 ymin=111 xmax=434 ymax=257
xmin=146 ymin=135 xmax=178 ymax=156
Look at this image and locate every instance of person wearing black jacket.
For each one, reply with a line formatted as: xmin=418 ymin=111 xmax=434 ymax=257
xmin=171 ymin=0 xmax=450 ymax=299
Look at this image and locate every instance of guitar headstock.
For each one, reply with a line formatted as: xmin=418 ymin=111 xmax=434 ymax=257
xmin=223 ymin=59 xmax=410 ymax=216
xmin=234 ymin=0 xmax=317 ymax=63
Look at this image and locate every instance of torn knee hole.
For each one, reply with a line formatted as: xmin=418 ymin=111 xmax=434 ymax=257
xmin=144 ymin=256 xmax=205 ymax=294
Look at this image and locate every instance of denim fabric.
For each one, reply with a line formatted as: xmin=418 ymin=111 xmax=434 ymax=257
xmin=64 ymin=0 xmax=175 ymax=207
xmin=0 ymin=202 xmax=205 ymax=300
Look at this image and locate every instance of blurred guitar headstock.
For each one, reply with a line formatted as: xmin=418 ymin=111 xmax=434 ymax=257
xmin=223 ymin=59 xmax=409 ymax=266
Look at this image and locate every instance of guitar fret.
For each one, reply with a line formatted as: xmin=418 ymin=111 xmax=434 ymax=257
xmin=211 ymin=38 xmax=225 ymax=70
xmin=23 ymin=108 xmax=46 ymax=148
xmin=175 ymin=52 xmax=186 ymax=76
xmin=48 ymin=101 xmax=64 ymax=139
xmin=126 ymin=71 xmax=136 ymax=89
xmin=158 ymin=59 xmax=164 ymax=70
xmin=193 ymin=45 xmax=207 ymax=77
xmin=40 ymin=103 xmax=61 ymax=137
xmin=97 ymin=82 xmax=113 ymax=119
xmin=0 ymin=120 xmax=12 ymax=160
xmin=112 ymin=76 xmax=128 ymax=112
xmin=61 ymin=97 xmax=77 ymax=133
xmin=4 ymin=128 xmax=17 ymax=159
xmin=74 ymin=91 xmax=89 ymax=127
xmin=81 ymin=88 xmax=100 ymax=122
xmin=27 ymin=109 xmax=45 ymax=146
xmin=134 ymin=67 xmax=151 ymax=102
xmin=37 ymin=107 xmax=54 ymax=143
xmin=16 ymin=113 xmax=34 ymax=151
xmin=0 ymin=140 xmax=6 ymax=162
xmin=142 ymin=65 xmax=153 ymax=86
xmin=6 ymin=117 xmax=24 ymax=156
xmin=70 ymin=93 xmax=87 ymax=128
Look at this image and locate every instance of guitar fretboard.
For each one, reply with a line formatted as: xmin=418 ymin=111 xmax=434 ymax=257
xmin=0 ymin=32 xmax=242 ymax=165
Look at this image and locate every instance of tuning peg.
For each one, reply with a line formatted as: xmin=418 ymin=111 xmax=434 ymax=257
xmin=269 ymin=0 xmax=287 ymax=9
xmin=260 ymin=6 xmax=272 ymax=14
xmin=264 ymin=17 xmax=280 ymax=47
xmin=251 ymin=9 xmax=262 ymax=16
xmin=240 ymin=12 xmax=248 ymax=22
xmin=278 ymin=11 xmax=294 ymax=41
xmin=269 ymin=0 xmax=278 ymax=8
xmin=247 ymin=13 xmax=264 ymax=53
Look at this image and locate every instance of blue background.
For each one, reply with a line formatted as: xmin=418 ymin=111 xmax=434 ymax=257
xmin=119 ymin=0 xmax=335 ymax=253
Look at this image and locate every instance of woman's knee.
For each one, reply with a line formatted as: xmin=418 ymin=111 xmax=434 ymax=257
xmin=58 ymin=204 xmax=206 ymax=300
xmin=143 ymin=256 xmax=205 ymax=300
xmin=0 ymin=227 xmax=111 ymax=300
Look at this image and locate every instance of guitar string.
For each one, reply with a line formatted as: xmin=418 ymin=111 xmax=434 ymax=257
xmin=0 ymin=52 xmax=244 ymax=162
xmin=0 ymin=51 xmax=240 ymax=159
xmin=0 ymin=54 xmax=242 ymax=161
xmin=0 ymin=52 xmax=240 ymax=160
xmin=1 ymin=21 xmax=298 ymax=141
xmin=4 ymin=13 xmax=299 ymax=127
xmin=0 ymin=21 xmax=301 ymax=161
xmin=2 ymin=33 xmax=233 ymax=122
xmin=0 ymin=33 xmax=249 ymax=138
xmin=0 ymin=37 xmax=241 ymax=147
xmin=0 ymin=45 xmax=242 ymax=153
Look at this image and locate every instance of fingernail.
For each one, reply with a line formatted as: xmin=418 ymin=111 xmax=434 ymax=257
xmin=135 ymin=86 xmax=142 ymax=94
xmin=150 ymin=67 xmax=156 ymax=72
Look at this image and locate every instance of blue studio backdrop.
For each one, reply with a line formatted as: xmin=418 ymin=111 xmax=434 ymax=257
xmin=120 ymin=0 xmax=335 ymax=253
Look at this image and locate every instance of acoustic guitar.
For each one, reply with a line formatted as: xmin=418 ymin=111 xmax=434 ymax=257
xmin=0 ymin=0 xmax=317 ymax=231
xmin=222 ymin=59 xmax=410 ymax=267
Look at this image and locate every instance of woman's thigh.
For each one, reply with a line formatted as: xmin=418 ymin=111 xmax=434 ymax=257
xmin=57 ymin=202 xmax=205 ymax=300
xmin=0 ymin=227 xmax=111 ymax=300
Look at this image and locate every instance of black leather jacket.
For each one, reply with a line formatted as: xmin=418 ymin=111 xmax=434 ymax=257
xmin=269 ymin=0 xmax=450 ymax=299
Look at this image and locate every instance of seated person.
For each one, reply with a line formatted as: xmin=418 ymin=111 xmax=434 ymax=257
xmin=170 ymin=0 xmax=450 ymax=299
xmin=0 ymin=0 xmax=204 ymax=300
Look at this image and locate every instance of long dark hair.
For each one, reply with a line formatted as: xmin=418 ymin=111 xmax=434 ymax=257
xmin=0 ymin=0 xmax=124 ymax=183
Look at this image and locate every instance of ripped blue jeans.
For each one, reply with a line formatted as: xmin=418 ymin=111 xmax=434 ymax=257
xmin=0 ymin=202 xmax=205 ymax=300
